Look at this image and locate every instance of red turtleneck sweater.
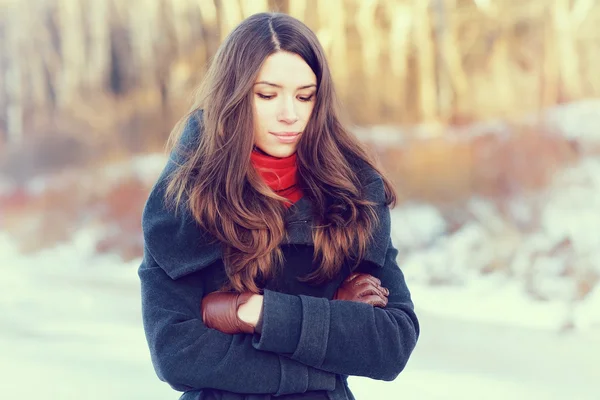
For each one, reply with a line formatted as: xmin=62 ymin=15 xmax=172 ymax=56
xmin=250 ymin=149 xmax=303 ymax=207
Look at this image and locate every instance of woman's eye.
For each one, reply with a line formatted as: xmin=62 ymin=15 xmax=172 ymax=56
xmin=298 ymin=95 xmax=314 ymax=102
xmin=257 ymin=93 xmax=275 ymax=100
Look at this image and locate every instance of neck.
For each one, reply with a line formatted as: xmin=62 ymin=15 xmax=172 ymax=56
xmin=250 ymin=149 xmax=303 ymax=207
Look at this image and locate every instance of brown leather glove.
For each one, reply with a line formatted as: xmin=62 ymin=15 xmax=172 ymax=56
xmin=334 ymin=273 xmax=389 ymax=308
xmin=201 ymin=291 xmax=256 ymax=334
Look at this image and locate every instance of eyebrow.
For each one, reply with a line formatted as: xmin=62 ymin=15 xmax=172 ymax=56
xmin=254 ymin=81 xmax=317 ymax=90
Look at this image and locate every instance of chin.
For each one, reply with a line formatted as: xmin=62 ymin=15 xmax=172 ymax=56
xmin=261 ymin=145 xmax=297 ymax=158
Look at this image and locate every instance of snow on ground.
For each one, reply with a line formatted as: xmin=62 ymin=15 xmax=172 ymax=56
xmin=541 ymin=99 xmax=600 ymax=145
xmin=391 ymin=157 xmax=600 ymax=333
xmin=351 ymin=369 xmax=563 ymax=400
xmin=408 ymin=276 xmax=572 ymax=331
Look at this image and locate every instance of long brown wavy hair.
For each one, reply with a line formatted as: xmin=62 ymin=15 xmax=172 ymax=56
xmin=165 ymin=12 xmax=396 ymax=293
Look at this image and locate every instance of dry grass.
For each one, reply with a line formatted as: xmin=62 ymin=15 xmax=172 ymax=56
xmin=369 ymin=121 xmax=580 ymax=206
xmin=1 ymin=165 xmax=150 ymax=260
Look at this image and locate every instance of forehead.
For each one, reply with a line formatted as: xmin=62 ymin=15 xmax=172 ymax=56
xmin=255 ymin=51 xmax=316 ymax=86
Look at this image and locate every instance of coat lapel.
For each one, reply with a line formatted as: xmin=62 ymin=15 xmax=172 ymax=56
xmin=282 ymin=196 xmax=314 ymax=246
xmin=281 ymin=194 xmax=390 ymax=269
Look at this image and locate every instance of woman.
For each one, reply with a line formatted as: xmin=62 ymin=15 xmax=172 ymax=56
xmin=139 ymin=12 xmax=419 ymax=400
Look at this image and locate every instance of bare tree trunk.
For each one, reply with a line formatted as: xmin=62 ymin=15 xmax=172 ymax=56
xmin=219 ymin=0 xmax=242 ymax=39
xmin=432 ymin=0 xmax=469 ymax=121
xmin=553 ymin=0 xmax=584 ymax=101
xmin=354 ymin=0 xmax=381 ymax=120
xmin=385 ymin=0 xmax=411 ymax=83
xmin=490 ymin=30 xmax=512 ymax=116
xmin=432 ymin=0 xmax=451 ymax=120
xmin=86 ymin=0 xmax=110 ymax=93
xmin=241 ymin=0 xmax=269 ymax=18
xmin=22 ymin=4 xmax=47 ymax=109
xmin=170 ymin=0 xmax=192 ymax=57
xmin=318 ymin=0 xmax=347 ymax=97
xmin=128 ymin=0 xmax=161 ymax=87
xmin=57 ymin=0 xmax=87 ymax=108
xmin=197 ymin=0 xmax=219 ymax=59
xmin=288 ymin=0 xmax=307 ymax=20
xmin=0 ymin=19 xmax=6 ymax=145
xmin=413 ymin=0 xmax=437 ymax=122
xmin=540 ymin=3 xmax=559 ymax=108
xmin=4 ymin=1 xmax=25 ymax=145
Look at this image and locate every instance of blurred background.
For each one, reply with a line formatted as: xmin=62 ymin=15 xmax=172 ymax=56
xmin=1 ymin=0 xmax=599 ymax=399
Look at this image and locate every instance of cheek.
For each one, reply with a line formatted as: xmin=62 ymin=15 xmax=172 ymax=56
xmin=300 ymin=102 xmax=315 ymax=122
xmin=254 ymin=101 xmax=275 ymax=128
xmin=252 ymin=105 xmax=265 ymax=137
xmin=253 ymin=102 xmax=273 ymax=143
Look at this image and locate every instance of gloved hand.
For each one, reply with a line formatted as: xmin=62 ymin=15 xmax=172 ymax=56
xmin=201 ymin=291 xmax=256 ymax=334
xmin=334 ymin=273 xmax=389 ymax=308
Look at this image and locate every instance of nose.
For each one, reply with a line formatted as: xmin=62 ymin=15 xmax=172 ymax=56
xmin=278 ymin=96 xmax=299 ymax=124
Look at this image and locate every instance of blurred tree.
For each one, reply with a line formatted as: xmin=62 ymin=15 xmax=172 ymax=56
xmin=0 ymin=0 xmax=599 ymax=160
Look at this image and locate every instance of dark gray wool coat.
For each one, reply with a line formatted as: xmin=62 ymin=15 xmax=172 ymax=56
xmin=138 ymin=111 xmax=420 ymax=400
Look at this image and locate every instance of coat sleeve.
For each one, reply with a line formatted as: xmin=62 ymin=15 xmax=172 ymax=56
xmin=138 ymin=110 xmax=336 ymax=395
xmin=139 ymin=244 xmax=337 ymax=395
xmin=251 ymin=177 xmax=420 ymax=382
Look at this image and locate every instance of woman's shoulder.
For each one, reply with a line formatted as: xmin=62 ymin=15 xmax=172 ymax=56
xmin=346 ymin=153 xmax=382 ymax=184
xmin=142 ymin=108 xmax=223 ymax=279
xmin=345 ymin=154 xmax=386 ymax=203
xmin=174 ymin=109 xmax=204 ymax=155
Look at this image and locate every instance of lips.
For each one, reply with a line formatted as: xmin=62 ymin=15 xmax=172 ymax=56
xmin=270 ymin=132 xmax=301 ymax=143
xmin=271 ymin=132 xmax=300 ymax=137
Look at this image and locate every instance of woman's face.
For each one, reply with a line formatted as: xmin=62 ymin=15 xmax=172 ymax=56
xmin=252 ymin=51 xmax=317 ymax=158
